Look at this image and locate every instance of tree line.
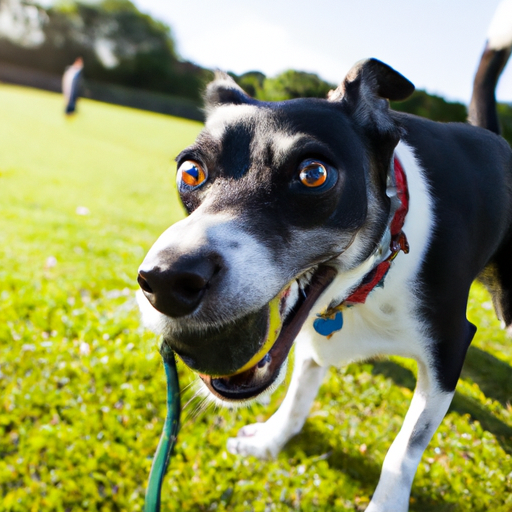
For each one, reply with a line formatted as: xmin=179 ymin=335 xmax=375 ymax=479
xmin=0 ymin=0 xmax=208 ymax=101
xmin=1 ymin=0 xmax=512 ymax=141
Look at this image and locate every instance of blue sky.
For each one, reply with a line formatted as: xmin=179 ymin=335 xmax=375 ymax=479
xmin=131 ymin=0 xmax=512 ymax=104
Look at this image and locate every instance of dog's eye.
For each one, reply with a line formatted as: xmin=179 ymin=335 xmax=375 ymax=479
xmin=178 ymin=160 xmax=208 ymax=189
xmin=299 ymin=160 xmax=328 ymax=188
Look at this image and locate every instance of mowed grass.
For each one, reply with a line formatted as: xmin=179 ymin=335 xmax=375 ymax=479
xmin=0 ymin=83 xmax=511 ymax=512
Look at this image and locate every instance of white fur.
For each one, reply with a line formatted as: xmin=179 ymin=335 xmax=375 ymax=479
xmin=271 ymin=132 xmax=306 ymax=161
xmin=487 ymin=0 xmax=512 ymax=50
xmin=367 ymin=375 xmax=454 ymax=512
xmin=205 ymin=104 xmax=258 ymax=139
xmin=136 ymin=289 xmax=168 ymax=335
xmin=228 ymin=141 xmax=446 ymax=511
xmin=144 ymin=210 xmax=234 ymax=261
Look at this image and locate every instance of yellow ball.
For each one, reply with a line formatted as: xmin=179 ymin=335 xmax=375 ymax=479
xmin=227 ymin=295 xmax=283 ymax=376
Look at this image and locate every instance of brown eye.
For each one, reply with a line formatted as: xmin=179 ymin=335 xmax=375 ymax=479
xmin=299 ymin=161 xmax=328 ymax=188
xmin=178 ymin=160 xmax=207 ymax=189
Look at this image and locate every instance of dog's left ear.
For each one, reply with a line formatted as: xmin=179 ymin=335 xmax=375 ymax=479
xmin=204 ymin=71 xmax=255 ymax=111
xmin=329 ymin=58 xmax=414 ymax=138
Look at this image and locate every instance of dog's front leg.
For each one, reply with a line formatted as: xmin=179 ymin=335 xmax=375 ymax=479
xmin=366 ymin=359 xmax=454 ymax=512
xmin=227 ymin=335 xmax=328 ymax=459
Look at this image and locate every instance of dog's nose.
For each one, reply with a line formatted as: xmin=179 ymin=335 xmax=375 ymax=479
xmin=138 ymin=255 xmax=220 ymax=317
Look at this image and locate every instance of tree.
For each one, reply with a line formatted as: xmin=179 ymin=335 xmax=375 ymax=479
xmin=0 ymin=0 xmax=210 ymax=101
xmin=257 ymin=70 xmax=334 ymax=101
xmin=0 ymin=0 xmax=46 ymax=47
xmin=232 ymin=70 xmax=265 ymax=98
xmin=390 ymin=89 xmax=467 ymax=123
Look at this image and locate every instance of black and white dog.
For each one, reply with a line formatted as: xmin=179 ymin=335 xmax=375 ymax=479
xmin=137 ymin=4 xmax=512 ymax=511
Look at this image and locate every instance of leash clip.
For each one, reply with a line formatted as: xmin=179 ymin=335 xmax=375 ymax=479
xmin=388 ymin=231 xmax=409 ymax=262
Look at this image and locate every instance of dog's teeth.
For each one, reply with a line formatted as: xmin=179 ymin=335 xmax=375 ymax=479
xmin=297 ymin=266 xmax=316 ymax=291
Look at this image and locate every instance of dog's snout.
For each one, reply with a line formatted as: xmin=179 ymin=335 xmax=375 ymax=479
xmin=138 ymin=254 xmax=221 ymax=318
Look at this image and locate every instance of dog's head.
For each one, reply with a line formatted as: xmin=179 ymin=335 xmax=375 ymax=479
xmin=137 ymin=58 xmax=414 ymax=403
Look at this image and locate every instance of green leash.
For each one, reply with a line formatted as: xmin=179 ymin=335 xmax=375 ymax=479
xmin=144 ymin=343 xmax=181 ymax=512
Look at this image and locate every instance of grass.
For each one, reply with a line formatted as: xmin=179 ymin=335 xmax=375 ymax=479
xmin=0 ymin=83 xmax=511 ymax=511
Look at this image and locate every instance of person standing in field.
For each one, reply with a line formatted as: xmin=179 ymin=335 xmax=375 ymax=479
xmin=62 ymin=57 xmax=84 ymax=115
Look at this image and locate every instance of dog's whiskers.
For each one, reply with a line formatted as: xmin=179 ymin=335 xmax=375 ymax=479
xmin=182 ymin=397 xmax=208 ymax=426
xmin=180 ymin=378 xmax=219 ymax=426
xmin=178 ymin=379 xmax=197 ymax=397
xmin=192 ymin=395 xmax=215 ymax=420
xmin=182 ymin=386 xmax=202 ymax=410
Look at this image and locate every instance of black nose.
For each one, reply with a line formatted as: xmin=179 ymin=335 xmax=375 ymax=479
xmin=138 ymin=255 xmax=220 ymax=317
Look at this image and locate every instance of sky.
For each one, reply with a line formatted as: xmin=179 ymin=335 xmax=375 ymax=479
xmin=130 ymin=0 xmax=512 ymax=105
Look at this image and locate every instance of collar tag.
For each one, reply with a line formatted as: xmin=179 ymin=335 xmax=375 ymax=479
xmin=313 ymin=311 xmax=343 ymax=338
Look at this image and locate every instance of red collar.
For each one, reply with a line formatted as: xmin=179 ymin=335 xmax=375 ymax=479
xmin=314 ymin=156 xmax=409 ymax=337
xmin=344 ymin=155 xmax=409 ymax=305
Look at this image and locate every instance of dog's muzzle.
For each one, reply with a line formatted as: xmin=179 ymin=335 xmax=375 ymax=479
xmin=138 ymin=247 xmax=337 ymax=401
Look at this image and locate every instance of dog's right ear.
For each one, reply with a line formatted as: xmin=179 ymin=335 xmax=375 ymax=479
xmin=328 ymin=58 xmax=414 ymax=138
xmin=329 ymin=59 xmax=414 ymax=183
xmin=204 ymin=72 xmax=255 ymax=110
xmin=329 ymin=58 xmax=414 ymax=103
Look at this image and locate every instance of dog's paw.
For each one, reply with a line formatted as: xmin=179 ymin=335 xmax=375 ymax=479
xmin=227 ymin=422 xmax=283 ymax=460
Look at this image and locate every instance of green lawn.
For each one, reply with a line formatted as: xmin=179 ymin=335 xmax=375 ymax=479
xmin=0 ymin=83 xmax=511 ymax=511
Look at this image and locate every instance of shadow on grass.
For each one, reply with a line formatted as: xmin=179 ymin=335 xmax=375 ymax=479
xmin=280 ymin=350 xmax=512 ymax=511
xmin=372 ymin=353 xmax=512 ymax=455
xmin=287 ymin=422 xmax=457 ymax=512
xmin=461 ymin=346 xmax=512 ymax=407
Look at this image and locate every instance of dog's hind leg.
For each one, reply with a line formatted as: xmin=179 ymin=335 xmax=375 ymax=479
xmin=366 ymin=358 xmax=455 ymax=512
xmin=227 ymin=335 xmax=327 ymax=459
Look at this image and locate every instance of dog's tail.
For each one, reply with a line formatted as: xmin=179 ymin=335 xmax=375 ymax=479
xmin=468 ymin=0 xmax=512 ymax=134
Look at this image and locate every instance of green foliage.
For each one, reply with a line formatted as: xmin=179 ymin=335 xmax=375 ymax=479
xmin=391 ymin=90 xmax=467 ymax=123
xmin=1 ymin=84 xmax=512 ymax=511
xmin=232 ymin=69 xmax=334 ymax=102
xmin=257 ymin=70 xmax=334 ymax=101
xmin=497 ymin=102 xmax=512 ymax=146
xmin=232 ymin=71 xmax=265 ymax=99
xmin=391 ymin=91 xmax=512 ymax=147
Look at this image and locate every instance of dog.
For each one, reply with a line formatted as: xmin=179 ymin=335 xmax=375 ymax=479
xmin=136 ymin=4 xmax=512 ymax=511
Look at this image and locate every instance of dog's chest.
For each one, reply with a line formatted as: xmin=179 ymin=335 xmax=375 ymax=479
xmin=303 ymin=270 xmax=428 ymax=367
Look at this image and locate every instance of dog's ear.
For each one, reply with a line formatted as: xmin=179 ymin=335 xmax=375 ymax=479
xmin=329 ymin=58 xmax=414 ymax=137
xmin=204 ymin=71 xmax=254 ymax=110
xmin=329 ymin=58 xmax=414 ymax=103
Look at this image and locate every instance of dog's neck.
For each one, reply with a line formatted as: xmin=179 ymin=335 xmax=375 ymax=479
xmin=313 ymin=154 xmax=410 ymax=337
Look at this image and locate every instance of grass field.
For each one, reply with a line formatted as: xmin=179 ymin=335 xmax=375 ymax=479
xmin=0 ymin=83 xmax=511 ymax=512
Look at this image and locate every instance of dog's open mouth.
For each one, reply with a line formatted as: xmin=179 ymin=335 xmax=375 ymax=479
xmin=193 ymin=265 xmax=337 ymax=402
